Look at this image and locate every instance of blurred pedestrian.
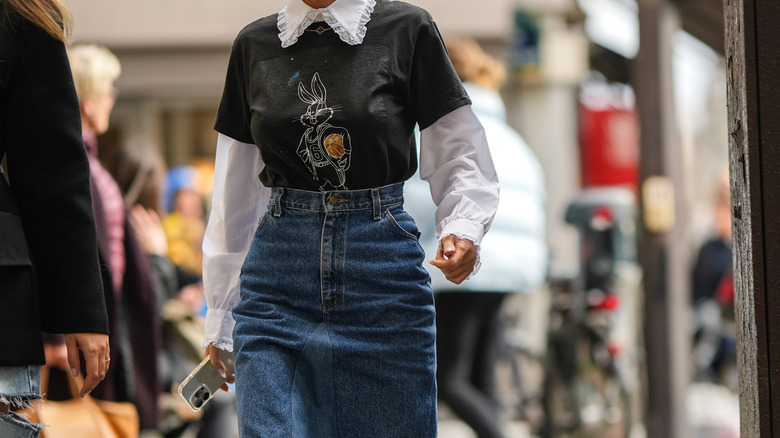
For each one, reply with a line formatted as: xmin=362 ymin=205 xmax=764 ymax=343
xmin=405 ymin=37 xmax=548 ymax=438
xmin=692 ymin=171 xmax=732 ymax=307
xmin=109 ymin=140 xmax=203 ymax=288
xmin=110 ymin=136 xmax=168 ymax=215
xmin=44 ymin=44 xmax=162 ymax=435
xmin=0 ymin=0 xmax=110 ymax=436
xmin=109 ymin=137 xmax=238 ymax=438
xmin=163 ymin=166 xmax=206 ymax=277
xmin=691 ymin=171 xmax=736 ymax=387
xmin=202 ymin=0 xmax=499 ymax=436
xmin=109 ymin=137 xmax=180 ymax=301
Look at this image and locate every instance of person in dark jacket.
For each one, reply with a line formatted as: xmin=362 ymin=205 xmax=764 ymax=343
xmin=0 ymin=0 xmax=110 ymax=436
xmin=44 ymin=44 xmax=162 ymax=434
xmin=110 ymin=137 xmax=239 ymax=438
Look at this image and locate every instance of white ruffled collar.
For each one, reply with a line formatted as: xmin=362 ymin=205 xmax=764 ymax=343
xmin=278 ymin=0 xmax=376 ymax=48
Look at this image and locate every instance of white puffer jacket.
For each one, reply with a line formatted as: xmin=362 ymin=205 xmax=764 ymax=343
xmin=405 ymin=82 xmax=548 ymax=293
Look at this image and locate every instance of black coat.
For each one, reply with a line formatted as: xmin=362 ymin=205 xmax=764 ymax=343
xmin=0 ymin=8 xmax=108 ymax=366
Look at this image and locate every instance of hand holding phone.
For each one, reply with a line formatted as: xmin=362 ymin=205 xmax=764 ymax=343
xmin=178 ymin=349 xmax=234 ymax=411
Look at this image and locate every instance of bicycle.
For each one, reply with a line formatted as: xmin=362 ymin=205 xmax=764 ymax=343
xmin=494 ymin=275 xmax=636 ymax=438
xmin=539 ymin=275 xmax=632 ymax=438
xmin=494 ymin=188 xmax=642 ymax=438
xmin=494 ymin=291 xmax=548 ymax=432
xmin=539 ymin=188 xmax=640 ymax=438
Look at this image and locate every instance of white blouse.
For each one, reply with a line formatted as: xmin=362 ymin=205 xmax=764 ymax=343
xmin=202 ymin=0 xmax=500 ymax=351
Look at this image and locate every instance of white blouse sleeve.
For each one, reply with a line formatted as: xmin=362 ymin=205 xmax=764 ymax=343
xmin=419 ymin=104 xmax=500 ymax=275
xmin=202 ymin=133 xmax=270 ymax=351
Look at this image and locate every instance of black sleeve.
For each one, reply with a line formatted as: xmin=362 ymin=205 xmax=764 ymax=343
xmin=214 ymin=37 xmax=255 ymax=144
xmin=408 ymin=14 xmax=471 ymax=130
xmin=3 ymin=25 xmax=108 ymax=334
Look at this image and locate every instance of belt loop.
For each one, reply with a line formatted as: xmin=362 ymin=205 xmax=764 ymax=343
xmin=273 ymin=187 xmax=284 ymax=217
xmin=372 ymin=187 xmax=381 ymax=220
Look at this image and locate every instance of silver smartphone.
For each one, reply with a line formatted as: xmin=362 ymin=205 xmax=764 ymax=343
xmin=178 ymin=350 xmax=235 ymax=411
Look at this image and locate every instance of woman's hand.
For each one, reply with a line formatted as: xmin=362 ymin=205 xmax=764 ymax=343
xmin=429 ymin=234 xmax=477 ymax=285
xmin=205 ymin=343 xmax=235 ymax=392
xmin=65 ymin=333 xmax=110 ymax=397
xmin=129 ymin=205 xmax=168 ymax=256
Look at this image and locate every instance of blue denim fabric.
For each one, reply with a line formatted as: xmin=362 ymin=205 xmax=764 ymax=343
xmin=233 ymin=183 xmax=437 ymax=438
xmin=0 ymin=366 xmax=42 ymax=437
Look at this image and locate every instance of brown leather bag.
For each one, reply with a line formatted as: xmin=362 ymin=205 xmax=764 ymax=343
xmin=20 ymin=366 xmax=139 ymax=438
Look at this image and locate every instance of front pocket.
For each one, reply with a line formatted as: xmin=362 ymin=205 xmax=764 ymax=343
xmin=382 ymin=206 xmax=421 ymax=241
xmin=253 ymin=209 xmax=273 ymax=238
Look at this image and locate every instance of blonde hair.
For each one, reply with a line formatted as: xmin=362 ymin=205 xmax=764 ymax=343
xmin=67 ymin=44 xmax=122 ymax=101
xmin=3 ymin=0 xmax=72 ymax=42
xmin=445 ymin=37 xmax=506 ymax=91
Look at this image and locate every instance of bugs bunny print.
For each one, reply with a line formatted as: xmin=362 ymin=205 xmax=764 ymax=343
xmin=296 ymin=72 xmax=352 ymax=191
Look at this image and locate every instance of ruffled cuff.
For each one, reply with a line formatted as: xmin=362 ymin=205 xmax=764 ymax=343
xmin=438 ymin=218 xmax=485 ymax=278
xmin=202 ymin=308 xmax=235 ymax=351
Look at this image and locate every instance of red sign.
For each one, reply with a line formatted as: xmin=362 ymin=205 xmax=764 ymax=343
xmin=578 ymin=102 xmax=639 ymax=190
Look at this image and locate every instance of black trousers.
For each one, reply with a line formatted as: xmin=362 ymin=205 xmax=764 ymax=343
xmin=435 ymin=292 xmax=507 ymax=438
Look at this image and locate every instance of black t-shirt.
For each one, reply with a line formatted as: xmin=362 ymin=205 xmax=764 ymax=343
xmin=214 ymin=0 xmax=470 ymax=191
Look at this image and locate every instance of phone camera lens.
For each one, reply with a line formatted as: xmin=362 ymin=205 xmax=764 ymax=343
xmin=203 ymin=391 xmax=210 ymax=401
xmin=193 ymin=398 xmax=203 ymax=408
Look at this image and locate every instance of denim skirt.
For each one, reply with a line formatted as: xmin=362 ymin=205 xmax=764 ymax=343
xmin=233 ymin=183 xmax=437 ymax=438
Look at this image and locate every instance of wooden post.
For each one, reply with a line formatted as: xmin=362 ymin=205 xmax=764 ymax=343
xmin=725 ymin=0 xmax=780 ymax=435
xmin=633 ymin=0 xmax=690 ymax=437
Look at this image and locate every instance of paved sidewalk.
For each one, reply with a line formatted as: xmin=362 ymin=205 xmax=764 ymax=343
xmin=438 ymin=418 xmax=534 ymax=438
xmin=687 ymin=383 xmax=740 ymax=438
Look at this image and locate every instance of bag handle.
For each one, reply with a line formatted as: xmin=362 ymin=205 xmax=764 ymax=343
xmin=39 ymin=365 xmax=92 ymax=400
xmin=42 ymin=367 xmax=125 ymax=438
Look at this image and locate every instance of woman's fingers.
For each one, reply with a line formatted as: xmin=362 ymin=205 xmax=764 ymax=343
xmin=430 ymin=235 xmax=476 ymax=284
xmin=206 ymin=343 xmax=235 ymax=392
xmin=206 ymin=344 xmax=224 ymax=372
xmin=129 ymin=205 xmax=168 ymax=255
xmin=65 ymin=334 xmax=80 ymax=378
xmin=65 ymin=333 xmax=110 ymax=397
xmin=439 ymin=235 xmax=457 ymax=258
xmin=81 ymin=349 xmax=101 ymax=397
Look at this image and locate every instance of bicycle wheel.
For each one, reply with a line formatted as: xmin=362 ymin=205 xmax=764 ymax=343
xmin=543 ymin=329 xmax=631 ymax=438
xmin=494 ymin=337 xmax=545 ymax=428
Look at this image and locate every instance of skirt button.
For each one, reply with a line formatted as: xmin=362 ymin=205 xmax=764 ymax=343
xmin=329 ymin=196 xmax=348 ymax=205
